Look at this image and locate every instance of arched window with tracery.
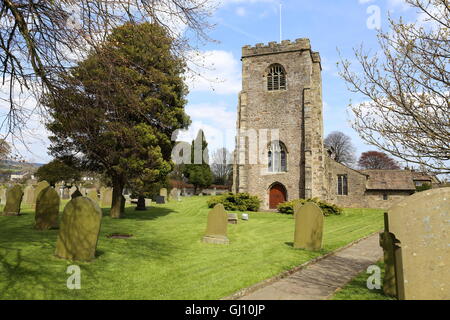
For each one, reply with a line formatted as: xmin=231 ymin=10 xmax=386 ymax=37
xmin=267 ymin=64 xmax=286 ymax=91
xmin=268 ymin=141 xmax=287 ymax=172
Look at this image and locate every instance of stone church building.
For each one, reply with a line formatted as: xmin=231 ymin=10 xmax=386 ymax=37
xmin=232 ymin=39 xmax=435 ymax=210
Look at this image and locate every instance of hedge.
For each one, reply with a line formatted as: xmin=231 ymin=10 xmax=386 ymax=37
xmin=207 ymin=193 xmax=261 ymax=212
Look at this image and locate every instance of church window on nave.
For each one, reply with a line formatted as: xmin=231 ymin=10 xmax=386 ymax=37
xmin=337 ymin=175 xmax=348 ymax=195
xmin=268 ymin=141 xmax=287 ymax=172
xmin=267 ymin=64 xmax=286 ymax=91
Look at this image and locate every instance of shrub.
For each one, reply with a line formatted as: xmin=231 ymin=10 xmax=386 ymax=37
xmin=207 ymin=193 xmax=261 ymax=212
xmin=277 ymin=198 xmax=343 ymax=216
xmin=415 ymin=183 xmax=432 ymax=192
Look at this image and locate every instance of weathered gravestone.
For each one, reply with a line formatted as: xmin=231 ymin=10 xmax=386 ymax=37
xmin=379 ymin=212 xmax=401 ymax=297
xmin=87 ymin=189 xmax=99 ymax=203
xmin=2 ymin=185 xmax=24 ymax=216
xmin=100 ymin=187 xmax=113 ymax=207
xmin=33 ymin=181 xmax=50 ymax=206
xmin=228 ymin=213 xmax=238 ymax=224
xmin=23 ymin=185 xmax=35 ymax=206
xmin=160 ymin=188 xmax=168 ymax=200
xmin=71 ymin=188 xmax=83 ymax=199
xmin=68 ymin=186 xmax=77 ymax=198
xmin=154 ymin=195 xmax=165 ymax=204
xmin=123 ymin=194 xmax=131 ymax=204
xmin=61 ymin=187 xmax=70 ymax=199
xmin=35 ymin=186 xmax=60 ymax=230
xmin=293 ymin=202 xmax=324 ymax=251
xmin=169 ymin=188 xmax=178 ymax=201
xmin=55 ymin=197 xmax=102 ymax=261
xmin=202 ymin=204 xmax=229 ymax=244
xmin=380 ymin=188 xmax=450 ymax=300
xmin=0 ymin=186 xmax=6 ymax=204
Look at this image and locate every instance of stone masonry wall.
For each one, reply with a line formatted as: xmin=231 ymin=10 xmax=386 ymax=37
xmin=324 ymin=156 xmax=368 ymax=208
xmin=233 ymin=39 xmax=325 ymax=210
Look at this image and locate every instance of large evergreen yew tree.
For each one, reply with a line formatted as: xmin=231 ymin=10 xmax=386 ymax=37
xmin=44 ymin=22 xmax=190 ymax=218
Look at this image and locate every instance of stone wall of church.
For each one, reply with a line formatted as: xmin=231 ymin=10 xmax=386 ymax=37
xmin=324 ymin=156 xmax=369 ymax=208
xmin=364 ymin=190 xmax=414 ymax=209
xmin=233 ymin=39 xmax=325 ymax=210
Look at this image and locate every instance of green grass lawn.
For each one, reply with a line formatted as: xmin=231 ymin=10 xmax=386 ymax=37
xmin=0 ymin=197 xmax=384 ymax=300
xmin=332 ymin=261 xmax=394 ymax=300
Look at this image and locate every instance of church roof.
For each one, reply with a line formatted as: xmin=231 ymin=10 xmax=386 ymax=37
xmin=362 ymin=170 xmax=416 ymax=191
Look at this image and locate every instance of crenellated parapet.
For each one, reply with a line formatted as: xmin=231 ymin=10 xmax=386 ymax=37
xmin=242 ymin=38 xmax=321 ymax=69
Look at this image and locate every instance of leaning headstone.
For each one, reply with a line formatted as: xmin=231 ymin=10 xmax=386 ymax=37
xmin=33 ymin=181 xmax=50 ymax=205
xmin=228 ymin=213 xmax=238 ymax=224
xmin=71 ymin=189 xmax=83 ymax=199
xmin=100 ymin=187 xmax=113 ymax=207
xmin=2 ymin=185 xmax=24 ymax=216
xmin=293 ymin=202 xmax=324 ymax=251
xmin=202 ymin=204 xmax=229 ymax=244
xmin=381 ymin=188 xmax=450 ymax=300
xmin=35 ymin=186 xmax=60 ymax=230
xmin=87 ymin=189 xmax=99 ymax=203
xmin=241 ymin=213 xmax=249 ymax=221
xmin=23 ymin=185 xmax=35 ymax=206
xmin=55 ymin=197 xmax=102 ymax=261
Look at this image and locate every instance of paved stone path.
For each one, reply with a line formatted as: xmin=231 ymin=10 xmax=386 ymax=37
xmin=239 ymin=233 xmax=383 ymax=300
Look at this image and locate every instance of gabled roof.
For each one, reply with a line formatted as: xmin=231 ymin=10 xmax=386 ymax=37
xmin=361 ymin=170 xmax=416 ymax=191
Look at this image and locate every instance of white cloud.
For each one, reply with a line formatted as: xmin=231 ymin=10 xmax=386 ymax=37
xmin=218 ymin=0 xmax=277 ymax=5
xmin=186 ymin=50 xmax=242 ymax=95
xmin=236 ymin=7 xmax=247 ymax=16
xmin=387 ymin=0 xmax=410 ymax=10
xmin=0 ymin=80 xmax=52 ymax=163
xmin=176 ymin=101 xmax=237 ymax=152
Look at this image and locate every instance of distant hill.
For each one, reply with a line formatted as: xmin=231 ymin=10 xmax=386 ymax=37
xmin=0 ymin=160 xmax=44 ymax=172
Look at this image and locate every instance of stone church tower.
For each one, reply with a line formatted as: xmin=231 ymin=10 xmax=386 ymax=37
xmin=232 ymin=39 xmax=327 ymax=210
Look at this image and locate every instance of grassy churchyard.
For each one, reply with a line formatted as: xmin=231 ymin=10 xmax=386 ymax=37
xmin=332 ymin=261 xmax=393 ymax=300
xmin=0 ymin=196 xmax=384 ymax=300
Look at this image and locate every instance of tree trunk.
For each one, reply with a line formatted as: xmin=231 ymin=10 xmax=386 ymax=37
xmin=135 ymin=195 xmax=146 ymax=211
xmin=110 ymin=176 xmax=125 ymax=219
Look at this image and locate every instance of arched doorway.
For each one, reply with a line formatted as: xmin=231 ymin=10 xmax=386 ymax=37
xmin=269 ymin=183 xmax=287 ymax=209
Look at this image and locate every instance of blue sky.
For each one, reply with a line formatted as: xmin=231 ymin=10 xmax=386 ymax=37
xmin=4 ymin=0 xmax=422 ymax=164
xmin=179 ymin=0 xmax=419 ymax=162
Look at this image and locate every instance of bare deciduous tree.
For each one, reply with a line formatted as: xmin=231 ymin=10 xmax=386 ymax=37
xmin=211 ymin=147 xmax=232 ymax=186
xmin=324 ymin=131 xmax=356 ymax=167
xmin=339 ymin=0 xmax=449 ymax=174
xmin=0 ymin=0 xmax=215 ymax=139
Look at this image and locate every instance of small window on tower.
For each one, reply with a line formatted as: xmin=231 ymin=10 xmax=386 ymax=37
xmin=267 ymin=64 xmax=286 ymax=91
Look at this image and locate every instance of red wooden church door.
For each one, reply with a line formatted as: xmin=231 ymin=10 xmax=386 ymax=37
xmin=269 ymin=184 xmax=286 ymax=209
